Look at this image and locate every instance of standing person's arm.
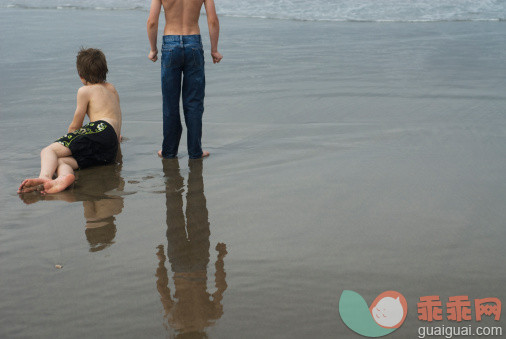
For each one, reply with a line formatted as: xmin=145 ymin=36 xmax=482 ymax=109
xmin=204 ymin=0 xmax=223 ymax=64
xmin=147 ymin=0 xmax=162 ymax=62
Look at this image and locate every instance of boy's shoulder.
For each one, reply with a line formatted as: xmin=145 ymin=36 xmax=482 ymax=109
xmin=78 ymin=85 xmax=89 ymax=93
xmin=77 ymin=84 xmax=93 ymax=96
xmin=104 ymin=82 xmax=118 ymax=95
xmin=76 ymin=85 xmax=92 ymax=102
xmin=79 ymin=83 xmax=119 ymax=97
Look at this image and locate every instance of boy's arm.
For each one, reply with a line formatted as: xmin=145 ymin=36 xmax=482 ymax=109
xmin=147 ymin=0 xmax=162 ymax=62
xmin=68 ymin=87 xmax=89 ymax=133
xmin=204 ymin=0 xmax=223 ymax=64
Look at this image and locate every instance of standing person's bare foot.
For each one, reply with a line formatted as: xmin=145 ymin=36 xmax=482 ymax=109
xmin=157 ymin=150 xmax=209 ymax=158
xmin=18 ymin=178 xmax=50 ymax=194
xmin=40 ymin=174 xmax=75 ymax=194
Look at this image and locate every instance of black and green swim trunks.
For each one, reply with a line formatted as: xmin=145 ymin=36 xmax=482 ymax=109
xmin=55 ymin=120 xmax=118 ymax=169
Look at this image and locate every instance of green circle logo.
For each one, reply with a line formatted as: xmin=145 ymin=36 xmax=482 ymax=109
xmin=339 ymin=290 xmax=408 ymax=337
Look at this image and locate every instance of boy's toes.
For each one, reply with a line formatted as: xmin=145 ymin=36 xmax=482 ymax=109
xmin=18 ymin=178 xmax=50 ymax=194
xmin=18 ymin=179 xmax=32 ymax=192
xmin=19 ymin=180 xmax=28 ymax=190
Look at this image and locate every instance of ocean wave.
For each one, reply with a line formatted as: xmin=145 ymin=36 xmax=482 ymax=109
xmin=220 ymin=13 xmax=504 ymax=23
xmin=2 ymin=0 xmax=505 ymax=23
xmin=4 ymin=4 xmax=145 ymax=11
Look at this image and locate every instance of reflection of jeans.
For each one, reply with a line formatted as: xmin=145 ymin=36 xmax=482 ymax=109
xmin=163 ymin=159 xmax=210 ymax=273
xmin=161 ymin=35 xmax=205 ymax=159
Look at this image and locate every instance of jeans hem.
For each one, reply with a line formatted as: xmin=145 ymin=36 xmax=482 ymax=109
xmin=188 ymin=153 xmax=203 ymax=160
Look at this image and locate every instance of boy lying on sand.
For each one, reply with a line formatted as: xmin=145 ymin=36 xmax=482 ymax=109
xmin=18 ymin=48 xmax=122 ymax=194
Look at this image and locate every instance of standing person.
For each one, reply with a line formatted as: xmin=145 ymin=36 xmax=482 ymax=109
xmin=147 ymin=0 xmax=223 ymax=159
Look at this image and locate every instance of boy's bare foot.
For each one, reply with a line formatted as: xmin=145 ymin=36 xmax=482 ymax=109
xmin=18 ymin=178 xmax=50 ymax=194
xmin=40 ymin=174 xmax=75 ymax=194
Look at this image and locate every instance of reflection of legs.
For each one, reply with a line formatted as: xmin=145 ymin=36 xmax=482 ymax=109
xmin=19 ymin=143 xmax=76 ymax=194
xmin=163 ymin=159 xmax=188 ymax=271
xmin=186 ymin=160 xmax=210 ymax=270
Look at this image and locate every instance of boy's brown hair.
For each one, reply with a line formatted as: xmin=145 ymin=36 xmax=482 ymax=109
xmin=76 ymin=48 xmax=108 ymax=84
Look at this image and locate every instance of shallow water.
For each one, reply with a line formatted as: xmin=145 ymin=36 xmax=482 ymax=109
xmin=1 ymin=8 xmax=506 ymax=338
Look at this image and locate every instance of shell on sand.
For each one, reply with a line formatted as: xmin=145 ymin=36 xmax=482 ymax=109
xmin=55 ymin=264 xmax=62 ymax=269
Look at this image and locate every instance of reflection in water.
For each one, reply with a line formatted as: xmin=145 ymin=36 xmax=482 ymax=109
xmin=19 ymin=149 xmax=125 ymax=252
xmin=157 ymin=159 xmax=227 ymax=337
xmin=80 ymin=162 xmax=124 ymax=252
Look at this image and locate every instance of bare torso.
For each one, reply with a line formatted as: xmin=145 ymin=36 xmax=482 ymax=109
xmin=86 ymin=83 xmax=122 ymax=139
xmin=161 ymin=0 xmax=204 ymax=35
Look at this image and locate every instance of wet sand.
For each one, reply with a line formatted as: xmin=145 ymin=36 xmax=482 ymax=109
xmin=1 ymin=8 xmax=506 ymax=338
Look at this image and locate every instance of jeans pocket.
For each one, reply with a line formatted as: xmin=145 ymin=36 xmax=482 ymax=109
xmin=161 ymin=48 xmax=174 ymax=68
xmin=191 ymin=47 xmax=204 ymax=67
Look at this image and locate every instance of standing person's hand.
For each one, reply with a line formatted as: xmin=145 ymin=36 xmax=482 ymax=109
xmin=211 ymin=51 xmax=223 ymax=64
xmin=149 ymin=49 xmax=158 ymax=62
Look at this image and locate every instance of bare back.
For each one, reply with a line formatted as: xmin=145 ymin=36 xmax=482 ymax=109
xmin=161 ymin=0 xmax=204 ymax=35
xmin=86 ymin=83 xmax=122 ymax=138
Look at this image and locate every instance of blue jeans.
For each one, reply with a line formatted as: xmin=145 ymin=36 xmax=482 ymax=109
xmin=161 ymin=35 xmax=205 ymax=159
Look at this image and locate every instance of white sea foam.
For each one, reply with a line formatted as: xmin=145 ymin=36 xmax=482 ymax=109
xmin=2 ymin=0 xmax=505 ymax=22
